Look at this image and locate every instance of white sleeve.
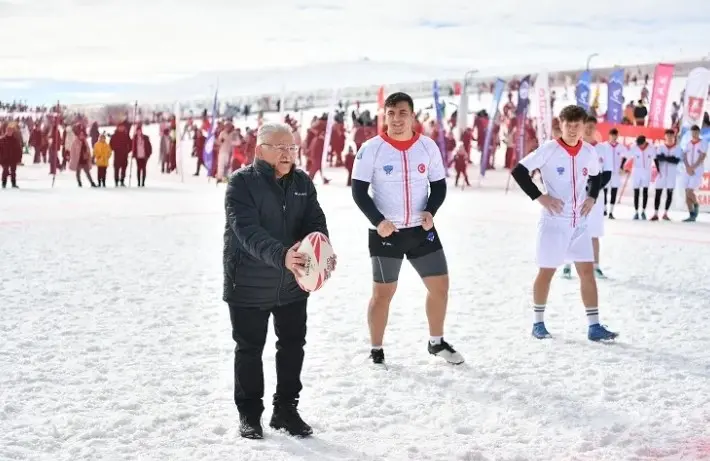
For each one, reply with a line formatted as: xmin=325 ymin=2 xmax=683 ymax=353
xmin=519 ymin=142 xmax=552 ymax=171
xmin=649 ymin=146 xmax=657 ymax=159
xmin=588 ymin=149 xmax=600 ymax=176
xmin=701 ymin=140 xmax=709 ymax=155
xmin=426 ymin=139 xmax=446 ymax=182
xmin=352 ymin=141 xmax=376 ymax=183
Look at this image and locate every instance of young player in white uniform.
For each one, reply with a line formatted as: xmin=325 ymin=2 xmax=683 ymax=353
xmin=600 ymin=128 xmax=627 ymax=219
xmin=562 ymin=116 xmax=612 ymax=279
xmin=510 ymin=105 xmax=618 ymax=342
xmin=351 ymin=92 xmax=464 ymax=366
xmin=651 ymin=129 xmax=682 ymax=221
xmin=626 ymin=135 xmax=657 ymax=220
xmin=681 ymin=125 xmax=707 ymax=222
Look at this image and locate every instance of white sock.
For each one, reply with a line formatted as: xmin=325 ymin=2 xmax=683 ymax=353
xmin=610 ymin=204 xmax=615 ymax=212
xmin=594 ymin=263 xmax=599 ymax=269
xmin=429 ymin=336 xmax=443 ymax=345
xmin=533 ymin=304 xmax=545 ymax=323
xmin=586 ymin=307 xmax=599 ymax=326
xmin=371 ymin=345 xmax=382 ymax=350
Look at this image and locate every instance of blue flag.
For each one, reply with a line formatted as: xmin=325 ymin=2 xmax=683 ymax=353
xmin=516 ymin=75 xmax=531 ymax=163
xmin=606 ymin=69 xmax=624 ymax=124
xmin=432 ymin=80 xmax=448 ymax=175
xmin=203 ymin=89 xmax=218 ymax=175
xmin=575 ymin=70 xmax=592 ymax=110
xmin=481 ymin=78 xmax=505 ymax=177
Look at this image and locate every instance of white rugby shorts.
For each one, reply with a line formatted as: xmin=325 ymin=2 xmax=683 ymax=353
xmin=631 ymin=172 xmax=651 ymax=189
xmin=587 ymin=201 xmax=605 ymax=238
xmin=607 ymin=173 xmax=622 ymax=189
xmin=680 ymin=173 xmax=703 ymax=190
xmin=536 ymin=218 xmax=594 ymax=268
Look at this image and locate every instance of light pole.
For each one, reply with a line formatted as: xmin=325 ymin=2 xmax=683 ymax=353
xmin=586 ymin=53 xmax=599 ymax=71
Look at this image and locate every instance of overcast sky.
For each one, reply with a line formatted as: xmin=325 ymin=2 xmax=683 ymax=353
xmin=0 ymin=0 xmax=708 ymax=102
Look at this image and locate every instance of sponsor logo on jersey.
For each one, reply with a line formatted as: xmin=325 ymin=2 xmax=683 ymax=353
xmin=582 ymin=167 xmax=588 ymax=176
xmin=383 ymin=165 xmax=393 ymax=175
xmin=556 ymin=166 xmax=565 ymax=175
xmin=418 ymin=163 xmax=426 ymax=174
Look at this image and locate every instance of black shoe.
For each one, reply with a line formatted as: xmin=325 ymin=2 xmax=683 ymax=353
xmin=269 ymin=401 xmax=313 ymax=437
xmin=369 ymin=348 xmax=385 ymax=364
xmin=11 ymin=184 xmax=18 ymax=189
xmin=239 ymin=413 xmax=263 ymax=439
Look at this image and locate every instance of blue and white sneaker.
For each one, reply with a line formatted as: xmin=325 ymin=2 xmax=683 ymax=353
xmin=562 ymin=265 xmax=572 ymax=279
xmin=588 ymin=324 xmax=618 ymax=342
xmin=532 ymin=322 xmax=552 ymax=339
xmin=641 ymin=211 xmax=647 ymax=220
xmin=633 ymin=212 xmax=640 ymax=220
xmin=594 ymin=267 xmax=607 ymax=279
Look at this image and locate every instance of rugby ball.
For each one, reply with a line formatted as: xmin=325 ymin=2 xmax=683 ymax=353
xmin=295 ymin=232 xmax=335 ymax=292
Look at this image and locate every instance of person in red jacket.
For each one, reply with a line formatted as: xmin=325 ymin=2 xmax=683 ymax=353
xmin=449 ymin=144 xmax=470 ymax=187
xmin=0 ymin=124 xmax=22 ymax=188
xmin=110 ymin=124 xmax=132 ymax=186
xmin=131 ymin=125 xmax=153 ymax=187
xmin=344 ymin=146 xmax=355 ymax=186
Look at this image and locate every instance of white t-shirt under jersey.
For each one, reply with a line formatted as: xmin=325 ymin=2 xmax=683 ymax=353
xmin=352 ymin=133 xmax=446 ymax=229
xmin=519 ymin=139 xmax=600 ymax=227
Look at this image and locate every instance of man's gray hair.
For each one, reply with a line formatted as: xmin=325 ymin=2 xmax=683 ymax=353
xmin=256 ymin=122 xmax=293 ymax=146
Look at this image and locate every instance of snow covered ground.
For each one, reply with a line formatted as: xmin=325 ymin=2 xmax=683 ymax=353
xmin=1 ymin=145 xmax=710 ymax=461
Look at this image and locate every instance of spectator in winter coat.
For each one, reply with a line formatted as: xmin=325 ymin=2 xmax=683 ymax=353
xmin=93 ymin=134 xmax=112 ymax=187
xmin=633 ymin=100 xmax=648 ymax=126
xmin=69 ymin=130 xmax=97 ymax=188
xmin=223 ymin=122 xmax=334 ymax=440
xmin=131 ymin=127 xmax=152 ymax=187
xmin=110 ymin=124 xmax=131 ymax=186
xmin=0 ymin=125 xmax=22 ymax=188
xmin=449 ymin=144 xmax=470 ymax=186
xmin=159 ymin=128 xmax=171 ymax=173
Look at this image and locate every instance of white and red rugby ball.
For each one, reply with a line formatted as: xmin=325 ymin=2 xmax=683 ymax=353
xmin=295 ymin=232 xmax=335 ymax=292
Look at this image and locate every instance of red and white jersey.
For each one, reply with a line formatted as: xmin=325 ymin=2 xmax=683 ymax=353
xmin=627 ymin=144 xmax=656 ymax=175
xmin=519 ymin=139 xmax=600 ymax=226
xmin=600 ymin=141 xmax=627 ymax=174
xmin=352 ymin=133 xmax=446 ymax=229
xmin=656 ymin=143 xmax=683 ymax=181
xmin=683 ymin=139 xmax=708 ymax=174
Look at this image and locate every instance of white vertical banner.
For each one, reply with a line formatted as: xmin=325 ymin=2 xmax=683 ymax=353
xmin=682 ymin=67 xmax=710 ymax=129
xmin=457 ymin=77 xmax=468 ymax=139
xmin=174 ymin=101 xmax=183 ymax=182
xmin=533 ymin=71 xmax=552 ymax=145
xmin=321 ymin=87 xmax=339 ymax=174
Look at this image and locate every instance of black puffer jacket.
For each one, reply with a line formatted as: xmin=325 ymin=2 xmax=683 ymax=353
xmin=223 ymin=160 xmax=329 ymax=308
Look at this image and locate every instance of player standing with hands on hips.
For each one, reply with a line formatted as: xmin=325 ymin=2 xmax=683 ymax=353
xmin=680 ymin=125 xmax=707 ymax=222
xmin=510 ymin=105 xmax=618 ymax=341
xmin=351 ymin=92 xmax=464 ymax=366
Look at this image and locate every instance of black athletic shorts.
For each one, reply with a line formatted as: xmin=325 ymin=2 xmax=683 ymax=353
xmin=368 ymin=226 xmax=448 ymax=283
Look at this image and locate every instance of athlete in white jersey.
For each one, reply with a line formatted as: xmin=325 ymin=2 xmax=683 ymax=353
xmin=510 ymin=105 xmax=618 ymax=342
xmin=626 ymin=135 xmax=657 ymax=220
xmin=351 ymin=92 xmax=464 ymax=366
xmin=651 ymin=129 xmax=682 ymax=221
xmin=600 ymin=128 xmax=627 ymax=219
xmin=562 ymin=116 xmax=612 ymax=279
xmin=681 ymin=125 xmax=707 ymax=222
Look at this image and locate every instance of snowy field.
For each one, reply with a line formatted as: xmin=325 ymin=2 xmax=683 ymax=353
xmin=1 ymin=152 xmax=710 ymax=461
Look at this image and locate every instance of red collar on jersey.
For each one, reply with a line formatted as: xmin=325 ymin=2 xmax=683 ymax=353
xmin=639 ymin=143 xmax=649 ymax=150
xmin=691 ymin=138 xmax=701 ymax=145
xmin=556 ymin=138 xmax=582 ymax=157
xmin=382 ymin=132 xmax=420 ymax=151
xmin=587 ymin=139 xmax=598 ymax=146
xmin=665 ymin=143 xmax=676 ymax=148
xmin=610 ymin=142 xmax=618 ymax=147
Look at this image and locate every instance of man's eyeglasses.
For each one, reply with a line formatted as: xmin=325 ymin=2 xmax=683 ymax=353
xmin=260 ymin=144 xmax=299 ymax=154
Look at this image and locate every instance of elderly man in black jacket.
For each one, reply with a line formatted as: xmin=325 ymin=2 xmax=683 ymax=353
xmin=223 ymin=121 xmax=332 ymax=440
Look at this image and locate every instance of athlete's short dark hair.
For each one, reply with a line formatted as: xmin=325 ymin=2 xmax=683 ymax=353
xmin=384 ymin=92 xmax=414 ymax=112
xmin=558 ymin=105 xmax=588 ymax=122
xmin=664 ymin=129 xmax=675 ymax=135
xmin=585 ymin=115 xmax=597 ymax=124
xmin=691 ymin=124 xmax=700 ymax=132
xmin=636 ymin=135 xmax=647 ymax=146
xmin=609 ymin=128 xmax=619 ymax=135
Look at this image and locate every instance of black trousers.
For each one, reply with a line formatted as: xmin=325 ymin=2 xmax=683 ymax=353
xmin=228 ymin=299 xmax=307 ymax=417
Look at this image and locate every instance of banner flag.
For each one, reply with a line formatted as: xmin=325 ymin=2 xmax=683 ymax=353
xmin=648 ymin=63 xmax=675 ymax=128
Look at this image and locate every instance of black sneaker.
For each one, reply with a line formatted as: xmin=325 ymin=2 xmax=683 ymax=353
xmin=428 ymin=339 xmax=465 ymax=364
xmin=269 ymin=401 xmax=312 ymax=437
xmin=239 ymin=413 xmax=263 ymax=439
xmin=369 ymin=348 xmax=385 ymax=364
